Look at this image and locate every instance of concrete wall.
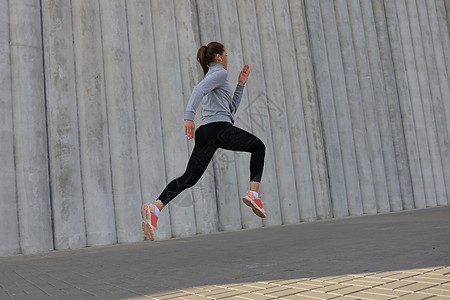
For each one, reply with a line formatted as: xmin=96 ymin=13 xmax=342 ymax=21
xmin=1 ymin=0 xmax=449 ymax=256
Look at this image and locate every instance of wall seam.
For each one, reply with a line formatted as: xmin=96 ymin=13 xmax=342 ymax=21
xmin=98 ymin=0 xmax=119 ymax=243
xmin=70 ymin=0 xmax=88 ymax=244
xmin=39 ymin=0 xmax=56 ymax=250
xmin=8 ymin=0 xmax=22 ymax=254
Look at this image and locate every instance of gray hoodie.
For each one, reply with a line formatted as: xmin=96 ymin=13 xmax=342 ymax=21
xmin=185 ymin=63 xmax=244 ymax=125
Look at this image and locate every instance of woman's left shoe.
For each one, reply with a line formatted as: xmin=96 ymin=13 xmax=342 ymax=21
xmin=141 ymin=204 xmax=158 ymax=241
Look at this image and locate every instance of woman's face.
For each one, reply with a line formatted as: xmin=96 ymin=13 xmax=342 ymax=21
xmin=217 ymin=50 xmax=228 ymax=70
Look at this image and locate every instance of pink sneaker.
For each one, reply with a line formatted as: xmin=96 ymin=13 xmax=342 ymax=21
xmin=242 ymin=192 xmax=266 ymax=218
xmin=141 ymin=204 xmax=158 ymax=241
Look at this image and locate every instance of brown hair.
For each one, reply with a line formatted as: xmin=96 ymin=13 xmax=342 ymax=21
xmin=197 ymin=42 xmax=225 ymax=75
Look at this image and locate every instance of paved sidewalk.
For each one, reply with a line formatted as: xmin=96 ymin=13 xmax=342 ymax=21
xmin=0 ymin=206 xmax=449 ymax=299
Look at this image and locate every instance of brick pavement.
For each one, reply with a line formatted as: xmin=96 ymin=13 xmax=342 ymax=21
xmin=0 ymin=206 xmax=449 ymax=299
xmin=148 ymin=266 xmax=450 ymax=299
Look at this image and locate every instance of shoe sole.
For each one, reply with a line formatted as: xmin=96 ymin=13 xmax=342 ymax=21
xmin=141 ymin=204 xmax=155 ymax=241
xmin=242 ymin=196 xmax=266 ymax=218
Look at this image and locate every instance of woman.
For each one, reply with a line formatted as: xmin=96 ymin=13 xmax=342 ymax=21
xmin=141 ymin=42 xmax=266 ymax=241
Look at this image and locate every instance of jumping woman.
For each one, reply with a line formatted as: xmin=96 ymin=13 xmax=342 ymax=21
xmin=141 ymin=42 xmax=266 ymax=241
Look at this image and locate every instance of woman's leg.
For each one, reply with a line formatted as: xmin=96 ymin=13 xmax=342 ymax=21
xmin=155 ymin=124 xmax=219 ymax=209
xmin=250 ymin=181 xmax=260 ymax=194
xmin=214 ymin=124 xmax=266 ymax=185
xmin=156 ymin=143 xmax=217 ymax=208
xmin=142 ymin=124 xmax=217 ymax=240
xmin=214 ymin=124 xmax=267 ymax=218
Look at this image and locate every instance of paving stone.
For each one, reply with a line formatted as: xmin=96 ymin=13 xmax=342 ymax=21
xmin=242 ymin=282 xmax=272 ymax=289
xmin=339 ymin=278 xmax=390 ymax=288
xmin=372 ymin=271 xmax=405 ymax=278
xmin=418 ymin=287 xmax=450 ymax=297
xmin=395 ymin=282 xmax=439 ymax=292
xmin=362 ymin=287 xmax=409 ymax=297
xmin=205 ymin=290 xmax=246 ymax=299
xmin=377 ymin=280 xmax=414 ymax=290
xmin=429 ymin=268 xmax=450 ymax=275
xmin=195 ymin=288 xmax=238 ymax=297
xmin=395 ymin=293 xmax=432 ymax=300
xmin=180 ymin=294 xmax=207 ymax=300
xmin=228 ymin=285 xmax=266 ymax=293
xmin=285 ymin=280 xmax=329 ymax=290
xmin=236 ymin=293 xmax=275 ymax=300
xmin=286 ymin=290 xmax=330 ymax=299
xmin=314 ymin=275 xmax=355 ymax=284
xmin=381 ymin=273 xmax=416 ymax=280
xmin=253 ymin=286 xmax=292 ymax=296
xmin=328 ymin=285 xmax=369 ymax=296
xmin=314 ymin=283 xmax=348 ymax=293
xmin=268 ymin=278 xmax=310 ymax=286
xmin=348 ymin=291 xmax=393 ymax=300
xmin=263 ymin=288 xmax=302 ymax=298
xmin=410 ymin=275 xmax=450 ymax=284
xmin=151 ymin=290 xmax=193 ymax=299
xmin=429 ymin=296 xmax=450 ymax=300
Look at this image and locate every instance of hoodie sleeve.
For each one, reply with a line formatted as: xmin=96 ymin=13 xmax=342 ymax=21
xmin=231 ymin=84 xmax=245 ymax=117
xmin=185 ymin=69 xmax=228 ymax=121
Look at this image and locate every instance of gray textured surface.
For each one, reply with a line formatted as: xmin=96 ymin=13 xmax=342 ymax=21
xmin=1 ymin=0 xmax=449 ymax=256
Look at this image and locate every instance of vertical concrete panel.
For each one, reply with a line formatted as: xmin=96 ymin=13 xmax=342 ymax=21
xmin=320 ymin=0 xmax=363 ymax=216
xmin=288 ymin=0 xmax=331 ymax=219
xmin=175 ymin=0 xmax=219 ymax=234
xmin=360 ymin=0 xmax=402 ymax=212
xmin=272 ymin=0 xmax=316 ymax=222
xmin=384 ymin=0 xmax=425 ymax=208
xmin=304 ymin=0 xmax=348 ymax=218
xmin=196 ymin=0 xmax=241 ymax=231
xmin=372 ymin=0 xmax=414 ymax=210
xmin=447 ymin=0 xmax=450 ymax=29
xmin=334 ymin=0 xmax=377 ymax=214
xmin=396 ymin=0 xmax=435 ymax=208
xmin=217 ymin=0 xmax=263 ymax=229
xmin=72 ymin=0 xmax=116 ymax=246
xmin=42 ymin=0 xmax=86 ymax=249
xmin=0 ymin=0 xmax=20 ymax=256
xmin=236 ymin=0 xmax=282 ymax=226
xmin=417 ymin=0 xmax=450 ymax=205
xmin=10 ymin=0 xmax=53 ymax=253
xmin=255 ymin=0 xmax=299 ymax=224
xmin=99 ymin=0 xmax=142 ymax=242
xmin=348 ymin=0 xmax=390 ymax=213
xmin=407 ymin=0 xmax=444 ymax=208
xmin=151 ymin=0 xmax=196 ymax=237
xmin=126 ymin=0 xmax=172 ymax=239
xmin=428 ymin=0 xmax=450 ymax=135
xmin=436 ymin=0 xmax=450 ymax=86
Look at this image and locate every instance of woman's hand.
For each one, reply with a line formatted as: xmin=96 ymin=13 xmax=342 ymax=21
xmin=238 ymin=64 xmax=250 ymax=85
xmin=185 ymin=119 xmax=195 ymax=140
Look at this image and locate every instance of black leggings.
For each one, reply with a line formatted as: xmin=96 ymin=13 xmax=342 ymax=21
xmin=158 ymin=122 xmax=265 ymax=206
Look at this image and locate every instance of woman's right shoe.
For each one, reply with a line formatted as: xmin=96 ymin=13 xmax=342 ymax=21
xmin=141 ymin=204 xmax=158 ymax=241
xmin=242 ymin=192 xmax=266 ymax=218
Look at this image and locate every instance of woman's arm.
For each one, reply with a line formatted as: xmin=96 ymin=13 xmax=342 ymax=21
xmin=231 ymin=65 xmax=250 ymax=115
